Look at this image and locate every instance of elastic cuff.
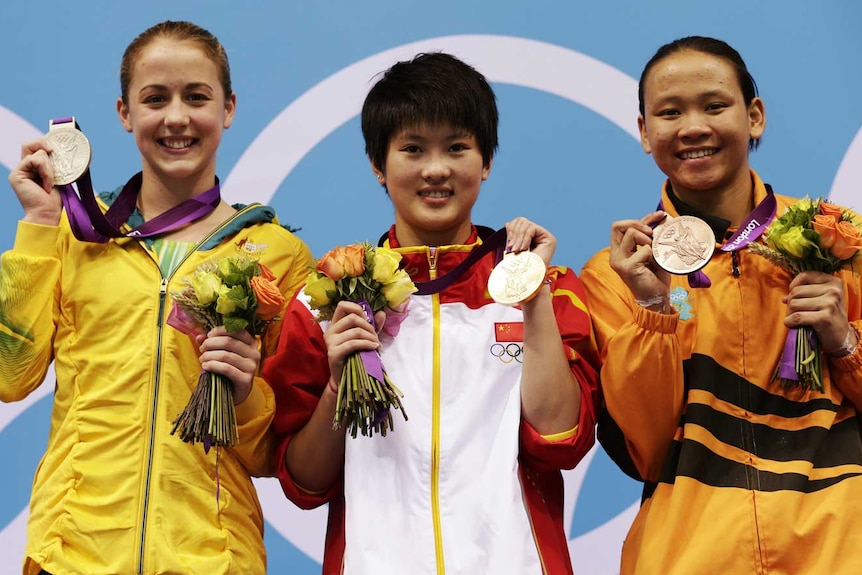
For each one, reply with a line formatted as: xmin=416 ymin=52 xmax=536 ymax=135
xmin=633 ymin=302 xmax=679 ymax=333
xmin=234 ymin=380 xmax=267 ymax=423
xmin=14 ymin=221 xmax=60 ymax=256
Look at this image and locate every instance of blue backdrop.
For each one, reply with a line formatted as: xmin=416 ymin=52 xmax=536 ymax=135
xmin=1 ymin=1 xmax=861 ymax=573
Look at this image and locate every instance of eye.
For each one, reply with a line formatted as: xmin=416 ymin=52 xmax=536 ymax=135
xmin=656 ymin=108 xmax=680 ymax=117
xmin=401 ymin=145 xmax=421 ymax=154
xmin=142 ymin=94 xmax=167 ymax=105
xmin=449 ymin=142 xmax=469 ymax=152
xmin=706 ymin=102 xmax=728 ymax=112
xmin=187 ymin=92 xmax=211 ymax=103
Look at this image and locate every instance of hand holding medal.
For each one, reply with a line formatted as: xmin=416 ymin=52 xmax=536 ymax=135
xmin=44 ymin=118 xmax=92 ymax=186
xmin=488 ymin=217 xmax=553 ymax=306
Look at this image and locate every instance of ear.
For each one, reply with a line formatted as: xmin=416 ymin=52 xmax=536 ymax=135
xmin=223 ymin=92 xmax=237 ymax=130
xmin=748 ymin=97 xmax=766 ymax=141
xmin=481 ymin=157 xmax=493 ymax=181
xmin=370 ymin=159 xmax=386 ymax=185
xmin=117 ymin=97 xmax=133 ymax=133
xmin=638 ymin=115 xmax=652 ymax=154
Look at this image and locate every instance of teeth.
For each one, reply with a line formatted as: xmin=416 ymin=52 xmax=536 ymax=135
xmin=420 ymin=190 xmax=451 ymax=198
xmin=163 ymin=139 xmax=193 ymax=149
xmin=681 ymin=149 xmax=716 ymax=160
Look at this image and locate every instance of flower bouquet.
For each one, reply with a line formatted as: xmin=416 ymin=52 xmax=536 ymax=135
xmin=305 ymin=243 xmax=416 ymax=437
xmin=750 ymin=197 xmax=862 ymax=391
xmin=169 ymin=256 xmax=285 ymax=451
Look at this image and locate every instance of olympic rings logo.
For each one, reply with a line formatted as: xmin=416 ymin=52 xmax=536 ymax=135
xmin=490 ymin=342 xmax=524 ymax=364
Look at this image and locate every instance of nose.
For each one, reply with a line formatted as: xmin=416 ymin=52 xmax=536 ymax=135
xmin=421 ymin=152 xmax=451 ymax=182
xmin=164 ymin=97 xmax=190 ymax=128
xmin=678 ymin=112 xmax=710 ymax=140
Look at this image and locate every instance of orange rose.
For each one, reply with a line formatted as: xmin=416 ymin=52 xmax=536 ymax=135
xmin=819 ymin=201 xmax=846 ymax=219
xmin=316 ymin=249 xmax=347 ymax=280
xmin=831 ymin=220 xmax=862 ymax=260
xmin=258 ymin=262 xmax=277 ymax=281
xmin=812 ymin=214 xmax=838 ymax=250
xmin=336 ymin=244 xmax=366 ymax=277
xmin=251 ymin=276 xmax=285 ymax=321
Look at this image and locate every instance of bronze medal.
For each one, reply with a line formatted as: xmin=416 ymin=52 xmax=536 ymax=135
xmin=652 ymin=215 xmax=715 ymax=274
xmin=488 ymin=250 xmax=547 ymax=306
xmin=44 ymin=123 xmax=91 ymax=186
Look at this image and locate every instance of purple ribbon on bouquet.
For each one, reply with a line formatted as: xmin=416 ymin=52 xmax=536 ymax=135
xmin=657 ymin=185 xmax=778 ymax=288
xmin=777 ymin=327 xmax=817 ymax=381
xmin=51 ymin=117 xmax=221 ymax=242
xmin=355 ymin=300 xmax=390 ymax=425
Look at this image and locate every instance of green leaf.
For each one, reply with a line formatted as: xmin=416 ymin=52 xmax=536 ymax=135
xmin=225 ymin=316 xmax=249 ymax=333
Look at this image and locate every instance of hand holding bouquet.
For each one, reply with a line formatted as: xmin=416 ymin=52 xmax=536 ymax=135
xmin=305 ymin=243 xmax=416 ymax=437
xmin=750 ymin=198 xmax=862 ymax=391
xmin=169 ymin=256 xmax=285 ymax=451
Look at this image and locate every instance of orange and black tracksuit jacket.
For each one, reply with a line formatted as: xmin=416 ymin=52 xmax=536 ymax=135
xmin=581 ymin=171 xmax=862 ymax=575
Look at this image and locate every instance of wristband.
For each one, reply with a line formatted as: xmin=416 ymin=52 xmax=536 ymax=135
xmin=826 ymin=326 xmax=859 ymax=358
xmin=327 ymin=378 xmax=339 ymax=395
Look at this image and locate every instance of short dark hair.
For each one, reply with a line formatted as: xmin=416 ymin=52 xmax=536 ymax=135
xmin=638 ymin=36 xmax=761 ymax=150
xmin=361 ymin=52 xmax=499 ymax=171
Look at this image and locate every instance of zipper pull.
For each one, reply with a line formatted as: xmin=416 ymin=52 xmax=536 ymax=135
xmin=428 ymin=246 xmax=438 ymax=271
xmin=160 ymin=278 xmax=168 ymax=295
xmin=731 ymin=251 xmax=740 ymax=277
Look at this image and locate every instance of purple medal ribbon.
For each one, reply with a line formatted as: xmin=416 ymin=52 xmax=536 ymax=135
xmin=657 ymin=185 xmax=777 ymax=287
xmin=412 ymin=229 xmax=508 ymax=295
xmin=52 ymin=117 xmax=221 ymax=242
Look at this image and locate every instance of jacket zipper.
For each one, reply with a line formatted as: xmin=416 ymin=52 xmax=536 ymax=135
xmin=428 ymin=247 xmax=446 ymax=575
xmin=137 ymin=277 xmax=169 ymax=574
xmin=731 ymin=250 xmax=741 ymax=277
xmin=135 ymin=205 xmax=259 ymax=573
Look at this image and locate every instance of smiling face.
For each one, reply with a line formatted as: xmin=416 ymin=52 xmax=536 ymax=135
xmin=117 ymin=38 xmax=235 ymax=195
xmin=638 ymin=49 xmax=765 ymax=209
xmin=374 ymin=123 xmax=491 ymax=247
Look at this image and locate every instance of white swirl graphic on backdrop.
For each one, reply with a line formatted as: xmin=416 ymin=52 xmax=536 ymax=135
xmin=1 ymin=34 xmax=860 ymax=573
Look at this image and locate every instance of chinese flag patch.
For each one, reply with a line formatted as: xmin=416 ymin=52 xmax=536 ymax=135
xmin=495 ymin=322 xmax=524 ymax=342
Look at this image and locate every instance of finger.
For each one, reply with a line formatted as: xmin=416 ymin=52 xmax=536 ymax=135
xmin=789 ymin=270 xmax=842 ymax=290
xmin=20 ymin=139 xmax=53 ymax=160
xmin=612 ymin=226 xmax=654 ymax=257
xmin=373 ymin=310 xmax=386 ymax=334
xmin=611 ymin=219 xmax=656 ymax=247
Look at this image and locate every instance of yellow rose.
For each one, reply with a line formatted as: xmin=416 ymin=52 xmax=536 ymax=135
xmin=381 ymin=270 xmax=417 ymax=308
xmin=216 ymin=285 xmax=240 ymax=315
xmin=304 ymin=273 xmax=337 ymax=309
xmin=372 ymin=248 xmax=402 ymax=284
xmin=831 ymin=220 xmax=862 ymax=260
xmin=771 ymin=225 xmax=815 ymax=258
xmin=190 ymin=271 xmax=221 ymax=305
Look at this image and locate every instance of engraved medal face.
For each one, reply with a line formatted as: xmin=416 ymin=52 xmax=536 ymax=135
xmin=652 ymin=215 xmax=715 ymax=274
xmin=44 ymin=126 xmax=91 ymax=186
xmin=487 ymin=250 xmax=547 ymax=306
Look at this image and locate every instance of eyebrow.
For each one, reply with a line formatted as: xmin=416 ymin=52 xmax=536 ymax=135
xmin=397 ymin=130 xmax=472 ymax=141
xmin=137 ymin=82 xmax=214 ymax=94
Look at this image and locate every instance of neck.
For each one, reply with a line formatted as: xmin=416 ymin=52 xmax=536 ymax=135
xmin=394 ymin=221 xmax=473 ymax=249
xmin=672 ymin=171 xmax=755 ymax=227
xmin=137 ymin=171 xmax=217 ymax=220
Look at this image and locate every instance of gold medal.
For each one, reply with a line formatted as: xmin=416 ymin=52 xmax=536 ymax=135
xmin=44 ymin=119 xmax=91 ymax=186
xmin=652 ymin=215 xmax=715 ymax=275
xmin=487 ymin=250 xmax=547 ymax=306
